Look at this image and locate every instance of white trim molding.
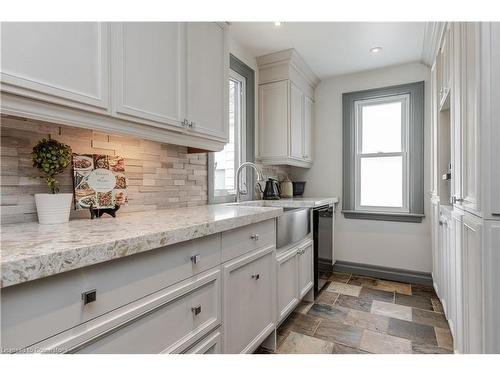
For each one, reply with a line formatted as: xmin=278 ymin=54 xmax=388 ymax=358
xmin=422 ymin=22 xmax=447 ymax=66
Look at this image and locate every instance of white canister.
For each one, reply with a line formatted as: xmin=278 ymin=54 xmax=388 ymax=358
xmin=280 ymin=177 xmax=294 ymax=198
xmin=34 ymin=193 xmax=73 ymax=224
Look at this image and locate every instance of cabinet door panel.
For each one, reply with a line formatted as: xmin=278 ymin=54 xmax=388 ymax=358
xmin=298 ymin=240 xmax=314 ymax=299
xmin=258 ymin=81 xmax=289 ymax=158
xmin=223 ymin=246 xmax=275 ymax=353
xmin=290 ymin=83 xmax=303 ymax=159
xmin=277 ymin=248 xmax=299 ymax=322
xmin=186 ymin=22 xmax=227 ymax=140
xmin=1 ymin=22 xmax=109 ymax=111
xmin=461 ymin=23 xmax=480 ymax=214
xmin=461 ymin=215 xmax=483 ymax=354
xmin=111 ymin=22 xmax=184 ymax=128
xmin=304 ymin=96 xmax=314 ymax=162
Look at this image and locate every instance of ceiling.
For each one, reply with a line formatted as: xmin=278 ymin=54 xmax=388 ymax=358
xmin=228 ymin=22 xmax=427 ymax=79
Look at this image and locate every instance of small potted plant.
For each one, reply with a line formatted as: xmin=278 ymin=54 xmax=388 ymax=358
xmin=32 ymin=138 xmax=73 ymax=224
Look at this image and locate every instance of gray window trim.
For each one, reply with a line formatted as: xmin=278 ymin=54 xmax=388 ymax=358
xmin=342 ymin=81 xmax=425 ymax=223
xmin=208 ymin=54 xmax=255 ymax=204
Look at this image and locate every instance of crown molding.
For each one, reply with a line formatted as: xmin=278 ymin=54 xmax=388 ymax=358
xmin=422 ymin=22 xmax=447 ymax=66
xmin=257 ymin=48 xmax=320 ymax=88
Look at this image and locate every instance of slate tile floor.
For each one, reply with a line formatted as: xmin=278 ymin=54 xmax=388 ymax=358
xmin=256 ymin=271 xmax=453 ymax=354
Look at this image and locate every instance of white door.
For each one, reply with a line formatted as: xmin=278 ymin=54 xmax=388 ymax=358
xmin=223 ymin=246 xmax=275 ymax=354
xmin=276 ymin=248 xmax=299 ymax=322
xmin=289 ymin=83 xmax=304 ymax=160
xmin=258 ymin=81 xmax=289 ymax=159
xmin=298 ymin=240 xmax=314 ymax=299
xmin=461 ymin=213 xmax=483 ymax=353
xmin=111 ymin=22 xmax=184 ymax=129
xmin=185 ymin=22 xmax=228 ymax=140
xmin=0 ymin=22 xmax=109 ymax=112
xmin=303 ymin=95 xmax=314 ymax=162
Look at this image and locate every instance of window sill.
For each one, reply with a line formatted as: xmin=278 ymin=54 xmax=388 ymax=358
xmin=341 ymin=210 xmax=424 ymax=223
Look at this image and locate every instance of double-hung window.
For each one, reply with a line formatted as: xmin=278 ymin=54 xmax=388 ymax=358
xmin=343 ymin=82 xmax=424 ymax=222
xmin=208 ymin=55 xmax=255 ymax=204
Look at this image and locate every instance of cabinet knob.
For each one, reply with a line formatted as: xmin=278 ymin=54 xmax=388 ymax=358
xmin=251 ymin=274 xmax=260 ymax=280
xmin=189 ymin=121 xmax=196 ymax=128
xmin=190 ymin=254 xmax=201 ymax=264
xmin=182 ymin=119 xmax=189 ymax=127
xmin=191 ymin=305 xmax=202 ymax=315
xmin=82 ymin=289 xmax=97 ymax=305
xmin=249 ymin=233 xmax=259 ymax=241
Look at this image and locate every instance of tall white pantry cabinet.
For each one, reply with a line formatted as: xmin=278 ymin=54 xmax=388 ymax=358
xmin=429 ymin=22 xmax=500 ymax=354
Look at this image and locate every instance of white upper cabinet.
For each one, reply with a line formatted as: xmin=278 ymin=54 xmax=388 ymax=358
xmin=257 ymin=49 xmax=319 ymax=168
xmin=290 ymin=83 xmax=304 ymax=159
xmin=111 ymin=23 xmax=184 ymax=129
xmin=459 ymin=22 xmax=480 ymax=215
xmin=1 ymin=22 xmax=228 ymax=151
xmin=258 ymin=81 xmax=289 ymax=159
xmin=303 ymin=95 xmax=314 ymax=162
xmin=0 ymin=22 xmax=109 ymax=112
xmin=185 ymin=22 xmax=228 ymax=141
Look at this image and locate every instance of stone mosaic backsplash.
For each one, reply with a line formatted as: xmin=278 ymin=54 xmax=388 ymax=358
xmin=0 ymin=115 xmax=208 ymax=224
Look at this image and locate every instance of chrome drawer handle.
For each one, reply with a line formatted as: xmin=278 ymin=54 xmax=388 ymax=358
xmin=250 ymin=233 xmax=259 ymax=241
xmin=191 ymin=305 xmax=202 ymax=315
xmin=251 ymin=274 xmax=260 ymax=280
xmin=190 ymin=254 xmax=201 ymax=264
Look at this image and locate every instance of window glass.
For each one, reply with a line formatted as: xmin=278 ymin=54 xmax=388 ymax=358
xmin=214 ymin=80 xmax=237 ymax=196
xmin=360 ymin=156 xmax=403 ymax=207
xmin=361 ymin=101 xmax=402 ymax=153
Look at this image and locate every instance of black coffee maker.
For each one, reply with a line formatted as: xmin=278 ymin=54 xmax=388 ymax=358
xmin=262 ymin=178 xmax=281 ymax=200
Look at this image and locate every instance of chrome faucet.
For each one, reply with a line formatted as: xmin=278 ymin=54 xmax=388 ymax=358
xmin=236 ymin=162 xmax=264 ymax=202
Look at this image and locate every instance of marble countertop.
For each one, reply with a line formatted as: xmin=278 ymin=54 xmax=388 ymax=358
xmin=0 ymin=205 xmax=282 ymax=288
xmin=227 ymin=197 xmax=339 ymax=208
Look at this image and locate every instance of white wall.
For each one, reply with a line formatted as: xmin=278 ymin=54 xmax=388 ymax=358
xmin=292 ymin=62 xmax=432 ymax=273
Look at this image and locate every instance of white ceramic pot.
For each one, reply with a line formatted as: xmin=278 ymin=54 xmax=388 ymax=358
xmin=34 ymin=193 xmax=73 ymax=224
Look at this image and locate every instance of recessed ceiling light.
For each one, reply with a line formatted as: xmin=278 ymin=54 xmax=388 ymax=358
xmin=274 ymin=21 xmax=282 ymax=26
xmin=370 ymin=46 xmax=383 ymax=53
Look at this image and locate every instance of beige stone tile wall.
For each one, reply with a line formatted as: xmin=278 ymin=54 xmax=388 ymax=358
xmin=0 ymin=115 xmax=208 ymax=224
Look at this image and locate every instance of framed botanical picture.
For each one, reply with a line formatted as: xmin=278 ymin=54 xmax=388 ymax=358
xmin=72 ymin=154 xmax=128 ymax=210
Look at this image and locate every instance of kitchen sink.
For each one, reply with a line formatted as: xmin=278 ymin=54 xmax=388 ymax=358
xmin=276 ymin=207 xmax=310 ymax=249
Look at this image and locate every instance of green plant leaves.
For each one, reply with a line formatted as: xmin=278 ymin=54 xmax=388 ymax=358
xmin=31 ymin=138 xmax=72 ymax=194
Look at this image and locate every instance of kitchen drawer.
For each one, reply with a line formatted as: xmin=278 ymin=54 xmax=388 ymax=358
xmin=223 ymin=245 xmax=276 ymax=353
xmin=183 ymin=329 xmax=222 ymax=354
xmin=1 ymin=234 xmax=221 ymax=350
xmin=221 ymin=219 xmax=275 ymax=262
xmin=29 ymin=268 xmax=221 ymax=354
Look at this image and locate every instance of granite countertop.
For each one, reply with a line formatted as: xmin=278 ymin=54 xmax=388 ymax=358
xmin=0 ymin=205 xmax=283 ymax=288
xmin=227 ymin=197 xmax=339 ymax=208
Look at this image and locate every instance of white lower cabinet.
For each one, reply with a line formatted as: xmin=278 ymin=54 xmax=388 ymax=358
xmin=183 ymin=329 xmax=222 ymax=354
xmin=298 ymin=240 xmax=314 ymax=299
xmin=461 ymin=213 xmax=483 ymax=354
xmin=2 ymin=220 xmax=291 ymax=354
xmin=222 ymin=246 xmax=276 ymax=354
xmin=276 ymin=247 xmax=299 ymax=322
xmin=69 ymin=269 xmax=221 ymax=354
xmin=276 ymin=238 xmax=313 ymax=324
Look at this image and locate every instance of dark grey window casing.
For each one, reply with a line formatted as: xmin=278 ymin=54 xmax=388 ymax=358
xmin=342 ymin=81 xmax=425 ymax=223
